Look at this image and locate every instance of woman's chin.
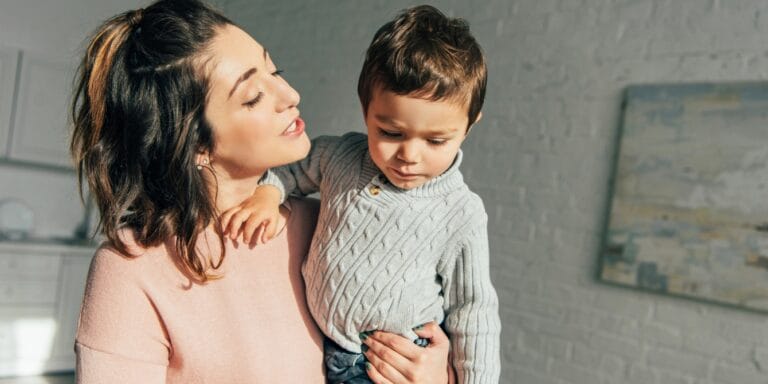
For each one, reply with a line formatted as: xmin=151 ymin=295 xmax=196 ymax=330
xmin=289 ymin=132 xmax=312 ymax=162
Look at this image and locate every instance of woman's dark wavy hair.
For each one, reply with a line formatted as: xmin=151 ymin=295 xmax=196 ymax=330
xmin=71 ymin=0 xmax=232 ymax=283
xmin=358 ymin=5 xmax=486 ymax=130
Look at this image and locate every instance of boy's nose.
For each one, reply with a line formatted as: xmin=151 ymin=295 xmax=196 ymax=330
xmin=396 ymin=142 xmax=419 ymax=164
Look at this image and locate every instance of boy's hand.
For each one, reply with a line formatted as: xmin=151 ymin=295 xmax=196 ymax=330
xmin=220 ymin=185 xmax=282 ymax=245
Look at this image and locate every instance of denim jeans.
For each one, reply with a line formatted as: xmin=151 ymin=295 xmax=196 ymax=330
xmin=324 ymin=336 xmax=430 ymax=384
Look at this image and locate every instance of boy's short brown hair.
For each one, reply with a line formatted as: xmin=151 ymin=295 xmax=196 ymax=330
xmin=357 ymin=5 xmax=486 ymax=129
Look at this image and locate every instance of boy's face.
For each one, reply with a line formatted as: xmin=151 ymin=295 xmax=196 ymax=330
xmin=365 ymin=87 xmax=470 ymax=190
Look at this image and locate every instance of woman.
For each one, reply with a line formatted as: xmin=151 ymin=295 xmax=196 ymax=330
xmin=70 ymin=0 xmax=453 ymax=383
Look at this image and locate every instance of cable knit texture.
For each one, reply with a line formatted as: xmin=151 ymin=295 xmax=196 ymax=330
xmin=262 ymin=132 xmax=501 ymax=384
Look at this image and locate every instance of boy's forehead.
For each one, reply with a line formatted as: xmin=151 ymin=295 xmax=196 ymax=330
xmin=370 ymin=89 xmax=469 ymax=133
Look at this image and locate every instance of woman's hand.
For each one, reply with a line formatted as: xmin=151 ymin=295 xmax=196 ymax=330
xmin=362 ymin=322 xmax=456 ymax=384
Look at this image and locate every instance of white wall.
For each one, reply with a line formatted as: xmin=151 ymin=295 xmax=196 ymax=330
xmin=0 ymin=0 xmax=154 ymax=238
xmin=222 ymin=0 xmax=768 ymax=383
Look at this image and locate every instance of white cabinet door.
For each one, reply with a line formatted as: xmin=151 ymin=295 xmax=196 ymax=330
xmin=10 ymin=51 xmax=74 ymax=168
xmin=0 ymin=306 xmax=57 ymax=376
xmin=0 ymin=47 xmax=19 ymax=156
xmin=0 ymin=250 xmax=61 ymax=376
xmin=0 ymin=246 xmax=94 ymax=376
xmin=51 ymin=253 xmax=91 ymax=365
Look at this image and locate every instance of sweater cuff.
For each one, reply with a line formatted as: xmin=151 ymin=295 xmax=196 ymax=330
xmin=259 ymin=169 xmax=287 ymax=203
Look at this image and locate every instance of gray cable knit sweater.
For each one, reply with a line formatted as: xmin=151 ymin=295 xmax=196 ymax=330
xmin=263 ymin=132 xmax=500 ymax=383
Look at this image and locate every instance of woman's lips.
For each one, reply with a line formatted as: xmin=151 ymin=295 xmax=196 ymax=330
xmin=282 ymin=117 xmax=305 ymax=137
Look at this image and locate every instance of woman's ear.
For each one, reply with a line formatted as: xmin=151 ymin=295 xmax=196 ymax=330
xmin=195 ymin=151 xmax=211 ymax=169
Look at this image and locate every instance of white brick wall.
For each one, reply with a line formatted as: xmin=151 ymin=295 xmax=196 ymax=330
xmin=0 ymin=0 xmax=150 ymax=238
xmin=222 ymin=0 xmax=768 ymax=382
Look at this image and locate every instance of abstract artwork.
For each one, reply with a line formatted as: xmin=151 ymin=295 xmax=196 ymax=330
xmin=599 ymin=82 xmax=768 ymax=312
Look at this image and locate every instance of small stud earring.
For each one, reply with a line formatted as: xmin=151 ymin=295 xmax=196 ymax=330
xmin=196 ymin=158 xmax=209 ymax=170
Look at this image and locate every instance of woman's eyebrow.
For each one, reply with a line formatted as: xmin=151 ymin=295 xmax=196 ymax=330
xmin=227 ymin=49 xmax=269 ymax=99
xmin=228 ymin=67 xmax=257 ymax=99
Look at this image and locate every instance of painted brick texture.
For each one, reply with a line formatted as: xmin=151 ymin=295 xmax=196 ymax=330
xmin=222 ymin=0 xmax=768 ymax=382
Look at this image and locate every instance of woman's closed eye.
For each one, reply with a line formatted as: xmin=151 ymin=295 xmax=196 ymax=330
xmin=243 ymin=70 xmax=284 ymax=108
xmin=243 ymin=92 xmax=263 ymax=108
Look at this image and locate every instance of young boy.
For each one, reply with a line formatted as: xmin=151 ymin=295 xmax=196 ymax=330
xmin=224 ymin=5 xmax=500 ymax=383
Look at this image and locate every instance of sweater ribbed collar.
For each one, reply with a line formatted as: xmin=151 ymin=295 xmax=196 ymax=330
xmin=363 ymin=149 xmax=466 ymax=198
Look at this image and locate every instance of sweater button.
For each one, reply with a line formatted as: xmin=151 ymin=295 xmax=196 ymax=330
xmin=369 ymin=185 xmax=381 ymax=196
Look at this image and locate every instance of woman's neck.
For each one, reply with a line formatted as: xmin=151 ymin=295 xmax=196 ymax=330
xmin=203 ymin=167 xmax=290 ymax=239
xmin=206 ymin=168 xmax=265 ymax=213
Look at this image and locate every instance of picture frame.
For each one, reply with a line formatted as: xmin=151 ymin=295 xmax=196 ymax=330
xmin=599 ymin=82 xmax=768 ymax=313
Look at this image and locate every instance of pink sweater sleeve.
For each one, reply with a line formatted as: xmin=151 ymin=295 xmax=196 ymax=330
xmin=75 ymin=247 xmax=170 ymax=384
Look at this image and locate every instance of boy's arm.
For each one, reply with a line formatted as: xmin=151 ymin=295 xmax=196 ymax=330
xmin=224 ymin=133 xmax=362 ymax=243
xmin=439 ymin=212 xmax=501 ymax=384
xmin=260 ymin=134 xmax=351 ymax=201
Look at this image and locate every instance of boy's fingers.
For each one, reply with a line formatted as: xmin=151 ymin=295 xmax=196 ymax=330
xmin=228 ymin=211 xmax=250 ymax=240
xmin=242 ymin=216 xmax=263 ymax=244
xmin=254 ymin=224 xmax=266 ymax=245
xmin=265 ymin=218 xmax=278 ymax=241
xmin=220 ymin=209 xmax=235 ymax=233
xmin=260 ymin=221 xmax=271 ymax=244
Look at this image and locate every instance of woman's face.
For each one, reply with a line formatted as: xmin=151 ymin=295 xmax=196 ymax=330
xmin=203 ymin=25 xmax=310 ymax=179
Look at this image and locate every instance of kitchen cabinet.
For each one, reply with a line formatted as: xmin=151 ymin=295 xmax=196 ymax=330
xmin=0 ymin=241 xmax=95 ymax=377
xmin=0 ymin=48 xmax=19 ymax=156
xmin=50 ymin=254 xmax=91 ymax=366
xmin=9 ymin=52 xmax=73 ymax=168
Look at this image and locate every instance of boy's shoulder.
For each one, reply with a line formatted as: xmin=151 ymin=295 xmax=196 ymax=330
xmin=444 ymin=184 xmax=488 ymax=225
xmin=313 ymin=131 xmax=368 ymax=162
xmin=316 ymin=131 xmax=367 ymax=147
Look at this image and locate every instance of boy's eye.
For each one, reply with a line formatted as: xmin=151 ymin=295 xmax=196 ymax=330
xmin=243 ymin=92 xmax=264 ymax=108
xmin=378 ymin=128 xmax=402 ymax=138
xmin=428 ymin=138 xmax=447 ymax=145
xmin=272 ymin=69 xmax=284 ymax=77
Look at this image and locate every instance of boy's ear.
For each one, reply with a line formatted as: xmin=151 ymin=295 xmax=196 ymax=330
xmin=466 ymin=111 xmax=483 ymax=134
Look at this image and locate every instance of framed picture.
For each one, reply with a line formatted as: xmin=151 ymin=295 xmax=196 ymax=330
xmin=599 ymin=82 xmax=768 ymax=312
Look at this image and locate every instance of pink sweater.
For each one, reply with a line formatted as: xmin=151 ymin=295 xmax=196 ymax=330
xmin=75 ymin=198 xmax=325 ymax=383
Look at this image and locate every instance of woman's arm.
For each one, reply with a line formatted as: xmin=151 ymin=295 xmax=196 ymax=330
xmin=76 ymin=343 xmax=167 ymax=383
xmin=362 ymin=322 xmax=456 ymax=384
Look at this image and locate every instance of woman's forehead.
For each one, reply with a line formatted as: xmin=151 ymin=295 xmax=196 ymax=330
xmin=206 ymin=25 xmax=267 ymax=93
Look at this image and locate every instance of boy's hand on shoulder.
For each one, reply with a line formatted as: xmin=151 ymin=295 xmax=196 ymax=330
xmin=220 ymin=185 xmax=283 ymax=245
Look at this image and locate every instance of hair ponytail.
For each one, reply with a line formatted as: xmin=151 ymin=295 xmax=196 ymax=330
xmin=71 ymin=0 xmax=232 ymax=283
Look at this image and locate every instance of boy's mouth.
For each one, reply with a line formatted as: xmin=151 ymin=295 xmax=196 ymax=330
xmin=390 ymin=168 xmax=420 ymax=180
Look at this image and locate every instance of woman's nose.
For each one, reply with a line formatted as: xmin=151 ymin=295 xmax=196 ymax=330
xmin=274 ymin=77 xmax=300 ymax=112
